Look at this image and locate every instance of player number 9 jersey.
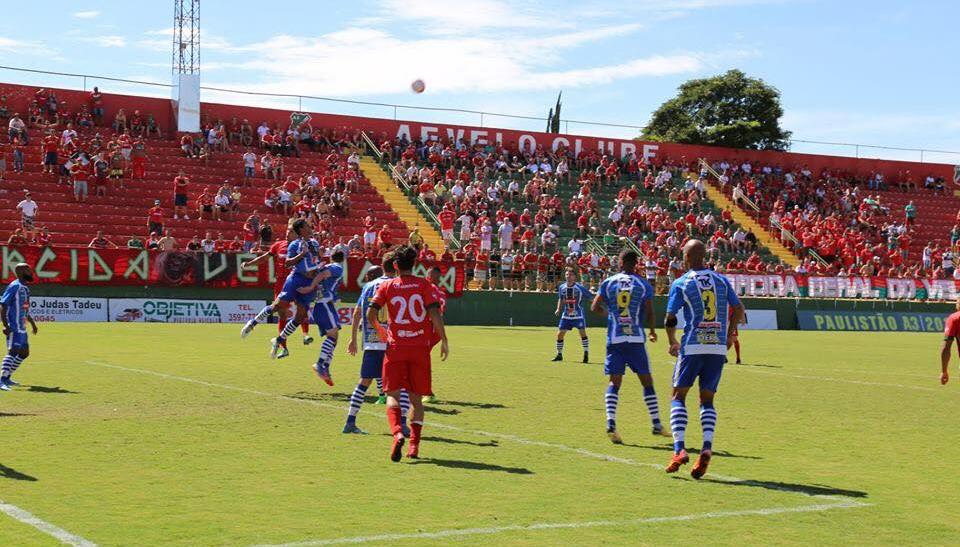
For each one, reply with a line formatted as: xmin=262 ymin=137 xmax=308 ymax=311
xmin=598 ymin=273 xmax=652 ymax=344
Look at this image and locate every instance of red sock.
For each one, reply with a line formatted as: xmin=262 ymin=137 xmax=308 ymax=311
xmin=410 ymin=421 xmax=423 ymax=444
xmin=387 ymin=406 xmax=403 ymax=436
xmin=301 ymin=322 xmax=310 ymax=334
xmin=278 ymin=317 xmax=287 ymax=333
xmin=734 ymin=340 xmax=741 ymax=360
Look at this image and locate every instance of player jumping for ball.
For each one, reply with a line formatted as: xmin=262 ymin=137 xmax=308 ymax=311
xmin=553 ymin=267 xmax=592 ymax=364
xmin=241 ymin=219 xmax=320 ymax=359
xmin=294 ymin=250 xmax=347 ymax=386
xmin=0 ymin=263 xmax=38 ymax=391
xmin=664 ymin=240 xmax=744 ymax=479
xmin=591 ymin=250 xmax=663 ymax=443
xmin=240 ymin=224 xmax=312 ymax=356
xmin=368 ymin=245 xmax=449 ymax=462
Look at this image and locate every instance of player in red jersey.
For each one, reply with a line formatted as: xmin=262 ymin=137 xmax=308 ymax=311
xmin=940 ymin=298 xmax=960 ymax=384
xmin=240 ymin=225 xmax=312 ymax=356
xmin=726 ymin=305 xmax=745 ymax=364
xmin=424 ymin=266 xmax=448 ymax=404
xmin=368 ymin=246 xmax=449 ymax=462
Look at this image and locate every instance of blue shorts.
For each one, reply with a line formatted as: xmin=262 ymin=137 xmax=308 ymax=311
xmin=673 ymin=354 xmax=726 ymax=392
xmin=277 ymin=274 xmax=315 ymax=308
xmin=558 ymin=317 xmax=586 ymax=331
xmin=311 ymin=301 xmax=341 ymax=332
xmin=360 ymin=350 xmax=385 ymax=379
xmin=604 ymin=342 xmax=650 ymax=376
xmin=7 ymin=331 xmax=28 ymax=351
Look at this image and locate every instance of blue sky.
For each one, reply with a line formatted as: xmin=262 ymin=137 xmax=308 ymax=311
xmin=1 ymin=0 xmax=958 ymax=163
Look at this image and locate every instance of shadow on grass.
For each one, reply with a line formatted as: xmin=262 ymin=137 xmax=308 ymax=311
xmin=433 ymin=399 xmax=508 ymax=410
xmin=423 ymin=406 xmax=460 ymax=416
xmin=0 ymin=412 xmax=35 ymax=417
xmin=0 ymin=463 xmax=37 ymax=481
xmin=285 ymin=392 xmax=351 ymax=403
xmin=632 ymin=444 xmax=763 ymax=460
xmin=731 ymin=362 xmax=783 ymax=369
xmin=409 ymin=458 xmax=533 ymax=475
xmin=420 ymin=436 xmax=499 ymax=448
xmin=27 ymin=385 xmax=78 ymax=394
xmin=673 ymin=476 xmax=868 ymax=498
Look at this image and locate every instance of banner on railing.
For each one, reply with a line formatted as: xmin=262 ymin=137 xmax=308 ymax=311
xmin=726 ymin=273 xmax=959 ymax=300
xmin=0 ymin=247 xmax=465 ymax=296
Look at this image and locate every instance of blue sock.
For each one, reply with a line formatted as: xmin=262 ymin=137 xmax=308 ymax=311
xmin=252 ymin=304 xmax=274 ymax=324
xmin=700 ymin=402 xmax=717 ymax=452
xmin=605 ymin=384 xmax=619 ymax=429
xmin=318 ymin=337 xmax=337 ymax=366
xmin=278 ymin=318 xmax=299 ymax=342
xmin=581 ymin=337 xmax=589 ymax=353
xmin=670 ymin=400 xmax=688 ymax=453
xmin=347 ymin=383 xmax=368 ymax=423
xmin=399 ymin=390 xmax=411 ymax=426
xmin=375 ymin=378 xmax=384 ymax=396
xmin=556 ymin=339 xmax=564 ymax=354
xmin=643 ymin=384 xmax=661 ymax=427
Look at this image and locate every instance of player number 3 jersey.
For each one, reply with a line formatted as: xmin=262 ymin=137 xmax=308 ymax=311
xmin=359 ymin=275 xmax=390 ymax=351
xmin=371 ymin=275 xmax=439 ymax=347
xmin=666 ymin=269 xmax=740 ymax=355
xmin=598 ymin=273 xmax=652 ymax=344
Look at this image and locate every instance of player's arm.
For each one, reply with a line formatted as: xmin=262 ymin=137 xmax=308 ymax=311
xmin=665 ymin=283 xmax=682 ymax=356
xmin=366 ymin=302 xmax=390 ymax=343
xmin=297 ymin=268 xmax=331 ymax=294
xmin=645 ymin=298 xmax=657 ymax=343
xmin=940 ymin=336 xmax=953 ymax=385
xmin=0 ymin=303 xmax=8 ymax=335
xmin=348 ymin=303 xmax=362 ymax=356
xmin=284 ymin=243 xmax=308 ymax=268
xmin=555 ymin=293 xmax=562 ymax=316
xmin=428 ymin=302 xmax=449 ymax=361
xmin=727 ymin=303 xmax=745 ymax=340
xmin=241 ymin=251 xmax=272 ymax=269
xmin=590 ymin=292 xmax=606 ymax=315
xmin=26 ymin=313 xmax=37 ymax=335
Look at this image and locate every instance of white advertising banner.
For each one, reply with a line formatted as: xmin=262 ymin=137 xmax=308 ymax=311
xmin=675 ymin=309 xmax=778 ymax=331
xmin=29 ymin=297 xmax=109 ymax=322
xmin=108 ymin=299 xmax=265 ymax=323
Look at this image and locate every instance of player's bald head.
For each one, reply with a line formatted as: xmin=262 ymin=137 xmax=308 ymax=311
xmin=683 ymin=239 xmax=706 ymax=270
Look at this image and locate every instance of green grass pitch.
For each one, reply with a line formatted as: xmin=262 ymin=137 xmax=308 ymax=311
xmin=1 ymin=324 xmax=958 ymax=546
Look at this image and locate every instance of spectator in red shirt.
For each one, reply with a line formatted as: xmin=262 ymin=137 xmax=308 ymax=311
xmin=147 ymin=200 xmax=164 ymax=236
xmin=173 ymin=171 xmax=190 ymax=220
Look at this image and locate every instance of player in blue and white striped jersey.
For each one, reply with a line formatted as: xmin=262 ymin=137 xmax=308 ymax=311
xmin=590 ymin=250 xmax=663 ymax=444
xmin=343 ymin=255 xmax=411 ymax=435
xmin=552 ymin=268 xmax=592 ymax=363
xmin=664 ymin=239 xmax=744 ymax=479
xmin=0 ymin=263 xmax=38 ymax=391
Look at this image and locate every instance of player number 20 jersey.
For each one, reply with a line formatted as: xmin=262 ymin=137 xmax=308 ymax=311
xmin=666 ymin=269 xmax=740 ymax=355
xmin=371 ymin=275 xmax=439 ymax=348
xmin=598 ymin=273 xmax=652 ymax=344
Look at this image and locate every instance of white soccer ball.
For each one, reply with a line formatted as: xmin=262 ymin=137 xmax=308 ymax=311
xmin=411 ymin=79 xmax=426 ymax=94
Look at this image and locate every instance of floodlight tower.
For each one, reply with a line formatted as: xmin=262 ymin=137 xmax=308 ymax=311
xmin=171 ymin=0 xmax=200 ymax=132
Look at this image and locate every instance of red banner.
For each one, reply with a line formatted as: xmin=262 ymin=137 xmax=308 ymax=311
xmin=0 ymin=246 xmax=465 ymax=296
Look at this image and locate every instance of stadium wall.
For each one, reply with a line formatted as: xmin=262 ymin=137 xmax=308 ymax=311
xmin=32 ymin=284 xmax=954 ymax=329
xmin=0 ymin=81 xmax=951 ymax=180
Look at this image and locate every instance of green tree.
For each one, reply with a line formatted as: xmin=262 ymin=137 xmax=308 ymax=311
xmin=546 ymin=92 xmax=562 ymax=133
xmin=641 ymin=70 xmax=791 ymax=150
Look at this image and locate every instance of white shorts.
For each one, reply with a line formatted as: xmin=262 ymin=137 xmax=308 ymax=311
xmin=474 ymin=269 xmax=488 ymax=281
xmin=441 ymin=229 xmax=453 ymax=240
xmin=500 ymin=239 xmax=513 ymax=250
xmin=480 ymin=240 xmax=492 ymax=251
xmin=264 ymin=199 xmax=275 ymax=207
xmin=363 ymin=232 xmax=377 ymax=245
xmin=460 ymin=230 xmax=471 ymax=241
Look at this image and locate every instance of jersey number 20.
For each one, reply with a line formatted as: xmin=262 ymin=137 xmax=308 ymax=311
xmin=390 ymin=294 xmax=427 ymax=325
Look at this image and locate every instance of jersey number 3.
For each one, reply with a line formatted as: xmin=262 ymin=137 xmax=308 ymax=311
xmin=701 ymin=289 xmax=717 ymax=321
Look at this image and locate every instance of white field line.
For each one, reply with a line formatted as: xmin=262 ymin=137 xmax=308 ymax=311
xmin=730 ymin=367 xmax=941 ymax=392
xmin=83 ymin=361 xmax=851 ymax=491
xmin=0 ymin=500 xmax=97 ymax=546
xmin=459 ymin=344 xmax=943 ymax=390
xmin=253 ymin=499 xmax=870 ymax=547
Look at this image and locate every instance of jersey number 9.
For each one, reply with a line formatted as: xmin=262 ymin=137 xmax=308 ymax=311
xmin=616 ymin=289 xmax=631 ymax=317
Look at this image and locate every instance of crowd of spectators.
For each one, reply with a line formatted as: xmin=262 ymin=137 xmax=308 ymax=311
xmin=706 ymin=158 xmax=956 ymax=279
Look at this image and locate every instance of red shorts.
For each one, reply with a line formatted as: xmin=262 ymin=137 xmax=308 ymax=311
xmin=382 ymin=345 xmax=432 ymax=395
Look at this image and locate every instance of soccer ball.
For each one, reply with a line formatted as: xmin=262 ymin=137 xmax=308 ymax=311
xmin=411 ymin=79 xmax=426 ymax=94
